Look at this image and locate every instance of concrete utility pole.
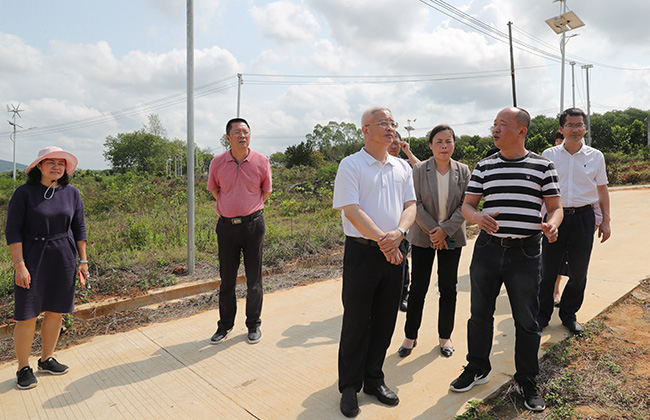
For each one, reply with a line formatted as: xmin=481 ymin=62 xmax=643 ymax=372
xmin=582 ymin=64 xmax=593 ymax=146
xmin=570 ymin=61 xmax=576 ymax=108
xmin=508 ymin=21 xmax=517 ymax=107
xmin=237 ymin=73 xmax=243 ymax=117
xmin=186 ymin=0 xmax=195 ymax=274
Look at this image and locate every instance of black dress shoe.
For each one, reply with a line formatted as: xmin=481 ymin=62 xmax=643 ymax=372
xmin=340 ymin=388 xmax=359 ymax=418
xmin=397 ymin=340 xmax=416 ymax=358
xmin=563 ymin=320 xmax=585 ymax=335
xmin=440 ymin=346 xmax=454 ymax=358
xmin=399 ymin=294 xmax=408 ymax=312
xmin=363 ymin=384 xmax=399 ymax=406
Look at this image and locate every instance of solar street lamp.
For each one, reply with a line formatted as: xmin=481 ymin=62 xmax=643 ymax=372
xmin=545 ymin=2 xmax=585 ymax=113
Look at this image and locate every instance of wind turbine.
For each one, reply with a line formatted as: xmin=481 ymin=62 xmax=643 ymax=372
xmin=7 ymin=103 xmax=24 ymax=184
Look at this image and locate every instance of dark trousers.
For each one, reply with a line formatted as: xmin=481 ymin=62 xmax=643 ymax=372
xmin=538 ymin=208 xmax=595 ymax=326
xmin=466 ymin=232 xmax=542 ymax=384
xmin=216 ymin=214 xmax=265 ymax=330
xmin=405 ymin=245 xmax=462 ymax=340
xmin=400 ymin=239 xmax=411 ymax=299
xmin=338 ymin=237 xmax=404 ymax=392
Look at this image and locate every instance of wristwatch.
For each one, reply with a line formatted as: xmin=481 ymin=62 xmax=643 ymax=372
xmin=397 ymin=227 xmax=407 ymax=238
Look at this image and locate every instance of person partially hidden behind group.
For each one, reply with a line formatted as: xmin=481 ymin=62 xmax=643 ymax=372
xmin=5 ymin=146 xmax=89 ymax=390
xmin=387 ymin=132 xmax=420 ymax=312
xmin=397 ymin=125 xmax=470 ymax=359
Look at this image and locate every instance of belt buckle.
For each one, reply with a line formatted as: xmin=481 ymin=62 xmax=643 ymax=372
xmin=499 ymin=237 xmax=509 ymax=247
xmin=232 ymin=218 xmax=242 ymax=224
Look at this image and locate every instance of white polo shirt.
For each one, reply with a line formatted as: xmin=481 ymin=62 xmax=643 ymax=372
xmin=542 ymin=140 xmax=608 ymax=208
xmin=333 ymin=148 xmax=416 ymax=238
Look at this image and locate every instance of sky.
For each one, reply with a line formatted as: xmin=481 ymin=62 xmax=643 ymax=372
xmin=1 ymin=0 xmax=649 ymax=170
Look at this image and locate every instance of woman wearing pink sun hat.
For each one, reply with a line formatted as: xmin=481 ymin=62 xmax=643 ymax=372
xmin=5 ymin=146 xmax=88 ymax=390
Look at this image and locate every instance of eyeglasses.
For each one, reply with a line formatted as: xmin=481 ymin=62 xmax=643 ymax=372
xmin=365 ymin=120 xmax=399 ymax=129
xmin=563 ymin=123 xmax=585 ymax=129
xmin=230 ymin=130 xmax=250 ymax=137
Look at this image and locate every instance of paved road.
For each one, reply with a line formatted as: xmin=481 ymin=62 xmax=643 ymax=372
xmin=1 ymin=188 xmax=649 ymax=419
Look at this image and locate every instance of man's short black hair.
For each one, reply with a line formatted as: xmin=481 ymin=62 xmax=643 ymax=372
xmin=559 ymin=108 xmax=587 ymax=127
xmin=226 ymin=118 xmax=250 ymax=135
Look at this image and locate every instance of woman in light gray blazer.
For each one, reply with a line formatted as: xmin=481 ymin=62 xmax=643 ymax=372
xmin=398 ymin=125 xmax=471 ymax=358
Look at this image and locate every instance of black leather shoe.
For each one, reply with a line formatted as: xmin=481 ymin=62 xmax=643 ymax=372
xmin=563 ymin=320 xmax=585 ymax=335
xmin=363 ymin=384 xmax=399 ymax=406
xmin=397 ymin=340 xmax=416 ymax=358
xmin=399 ymin=295 xmax=408 ymax=312
xmin=340 ymin=388 xmax=359 ymax=418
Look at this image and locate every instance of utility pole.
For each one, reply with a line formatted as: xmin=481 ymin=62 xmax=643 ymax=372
xmin=508 ymin=22 xmax=517 ymax=107
xmin=570 ymin=61 xmax=576 ymax=108
xmin=186 ymin=0 xmax=195 ymax=274
xmin=582 ymin=64 xmax=593 ymax=146
xmin=237 ymin=73 xmax=243 ymax=117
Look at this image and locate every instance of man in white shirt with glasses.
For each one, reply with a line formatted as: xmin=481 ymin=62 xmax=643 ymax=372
xmin=538 ymin=107 xmax=612 ymax=335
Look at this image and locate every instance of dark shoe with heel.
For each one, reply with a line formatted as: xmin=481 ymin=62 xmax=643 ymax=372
xmin=397 ymin=339 xmax=417 ymax=358
xmin=440 ymin=346 xmax=454 ymax=358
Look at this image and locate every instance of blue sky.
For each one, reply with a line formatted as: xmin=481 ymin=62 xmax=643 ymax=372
xmin=2 ymin=0 xmax=649 ymax=169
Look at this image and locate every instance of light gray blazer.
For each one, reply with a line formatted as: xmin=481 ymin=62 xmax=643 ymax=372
xmin=406 ymin=158 xmax=471 ymax=248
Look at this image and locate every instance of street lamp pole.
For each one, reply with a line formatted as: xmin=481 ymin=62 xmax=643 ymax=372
xmin=545 ymin=1 xmax=584 ymax=114
xmin=582 ymin=64 xmax=593 ymax=146
xmin=405 ymin=119 xmax=416 ymax=144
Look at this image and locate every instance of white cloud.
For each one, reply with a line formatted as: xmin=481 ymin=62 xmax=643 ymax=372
xmin=250 ymin=1 xmax=320 ymax=46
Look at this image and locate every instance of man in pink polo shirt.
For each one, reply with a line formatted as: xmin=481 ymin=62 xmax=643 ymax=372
xmin=207 ymin=118 xmax=272 ymax=345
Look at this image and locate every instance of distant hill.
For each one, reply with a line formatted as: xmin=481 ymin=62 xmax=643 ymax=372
xmin=0 ymin=159 xmax=27 ymax=173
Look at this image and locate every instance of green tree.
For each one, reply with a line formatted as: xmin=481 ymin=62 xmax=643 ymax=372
xmin=285 ymin=141 xmax=317 ymax=168
xmin=269 ymin=152 xmax=287 ymax=167
xmin=103 ymin=130 xmax=175 ymax=174
xmin=305 ymin=121 xmax=363 ymax=161
xmin=526 ymin=134 xmax=552 ymax=154
xmin=529 ymin=114 xmax=559 ymax=146
xmin=143 ymin=113 xmax=168 ymax=139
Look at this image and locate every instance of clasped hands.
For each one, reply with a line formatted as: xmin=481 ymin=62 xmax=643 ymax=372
xmin=378 ymin=230 xmax=404 ymax=265
xmin=429 ymin=226 xmax=449 ymax=250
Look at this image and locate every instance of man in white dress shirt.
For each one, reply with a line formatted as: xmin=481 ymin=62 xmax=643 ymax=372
xmin=537 ymin=107 xmax=612 ymax=335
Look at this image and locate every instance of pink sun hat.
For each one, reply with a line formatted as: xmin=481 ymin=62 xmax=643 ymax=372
xmin=25 ymin=146 xmax=79 ymax=176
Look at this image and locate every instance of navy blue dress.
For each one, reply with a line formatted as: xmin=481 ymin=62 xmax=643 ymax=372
xmin=5 ymin=183 xmax=87 ymax=321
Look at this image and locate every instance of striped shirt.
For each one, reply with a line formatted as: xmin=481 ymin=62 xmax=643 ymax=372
xmin=466 ymin=152 xmax=560 ymax=238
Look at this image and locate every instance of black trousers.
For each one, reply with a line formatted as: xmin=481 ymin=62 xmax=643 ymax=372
xmin=538 ymin=208 xmax=595 ymax=326
xmin=338 ymin=237 xmax=404 ymax=392
xmin=216 ymin=214 xmax=265 ymax=330
xmin=405 ymin=245 xmax=462 ymax=340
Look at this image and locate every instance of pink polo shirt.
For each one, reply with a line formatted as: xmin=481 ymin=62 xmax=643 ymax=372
xmin=207 ymin=149 xmax=272 ymax=218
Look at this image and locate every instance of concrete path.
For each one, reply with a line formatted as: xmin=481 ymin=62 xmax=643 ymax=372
xmin=1 ymin=188 xmax=649 ymax=420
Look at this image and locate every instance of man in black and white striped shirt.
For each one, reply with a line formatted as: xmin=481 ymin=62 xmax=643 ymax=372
xmin=449 ymin=107 xmax=563 ymax=412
